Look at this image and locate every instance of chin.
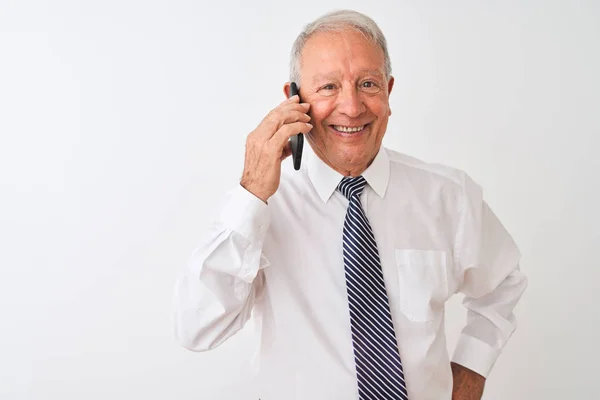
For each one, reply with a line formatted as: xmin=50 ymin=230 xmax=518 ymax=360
xmin=330 ymin=152 xmax=367 ymax=171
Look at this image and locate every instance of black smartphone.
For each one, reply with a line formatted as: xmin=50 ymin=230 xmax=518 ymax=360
xmin=289 ymin=82 xmax=304 ymax=170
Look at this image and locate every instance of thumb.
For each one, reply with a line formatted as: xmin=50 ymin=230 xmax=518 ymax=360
xmin=280 ymin=141 xmax=293 ymax=161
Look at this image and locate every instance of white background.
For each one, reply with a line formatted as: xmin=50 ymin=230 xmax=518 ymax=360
xmin=1 ymin=0 xmax=599 ymax=399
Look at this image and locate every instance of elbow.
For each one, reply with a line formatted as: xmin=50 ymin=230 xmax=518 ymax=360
xmin=176 ymin=336 xmax=213 ymax=353
xmin=172 ymin=307 xmax=241 ymax=352
xmin=173 ymin=325 xmax=209 ymax=352
xmin=172 ymin=312 xmax=219 ymax=352
xmin=510 ymin=267 xmax=529 ymax=300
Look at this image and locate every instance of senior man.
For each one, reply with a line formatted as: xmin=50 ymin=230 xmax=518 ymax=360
xmin=173 ymin=9 xmax=527 ymax=400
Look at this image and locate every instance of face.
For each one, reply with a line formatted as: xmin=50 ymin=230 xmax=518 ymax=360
xmin=285 ymin=29 xmax=394 ymax=177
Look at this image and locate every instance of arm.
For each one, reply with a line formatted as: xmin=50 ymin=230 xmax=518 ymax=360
xmin=172 ymin=185 xmax=270 ymax=351
xmin=451 ymin=362 xmax=485 ymax=400
xmin=172 ymin=94 xmax=312 ymax=351
xmin=451 ymin=175 xmax=528 ymax=398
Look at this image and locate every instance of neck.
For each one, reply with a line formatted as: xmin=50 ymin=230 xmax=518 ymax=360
xmin=324 ymin=155 xmax=370 ymax=177
xmin=308 ymin=143 xmax=376 ymax=177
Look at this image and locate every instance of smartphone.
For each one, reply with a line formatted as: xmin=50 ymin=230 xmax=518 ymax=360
xmin=289 ymin=82 xmax=304 ymax=170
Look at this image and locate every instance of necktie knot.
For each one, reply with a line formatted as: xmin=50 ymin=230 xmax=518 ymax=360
xmin=337 ymin=176 xmax=367 ymax=200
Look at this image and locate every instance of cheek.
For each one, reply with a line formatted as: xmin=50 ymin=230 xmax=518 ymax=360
xmin=368 ymin=97 xmax=389 ymax=118
xmin=309 ymin=99 xmax=335 ymax=125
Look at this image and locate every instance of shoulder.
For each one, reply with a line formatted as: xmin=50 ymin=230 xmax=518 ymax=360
xmin=384 ymin=147 xmax=480 ymax=194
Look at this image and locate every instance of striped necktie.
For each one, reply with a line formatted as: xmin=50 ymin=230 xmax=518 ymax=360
xmin=337 ymin=176 xmax=409 ymax=400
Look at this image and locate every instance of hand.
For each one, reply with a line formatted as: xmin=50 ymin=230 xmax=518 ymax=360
xmin=240 ymin=95 xmax=312 ymax=203
xmin=451 ymin=362 xmax=486 ymax=400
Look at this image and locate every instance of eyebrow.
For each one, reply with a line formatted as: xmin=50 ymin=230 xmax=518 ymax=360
xmin=311 ymin=69 xmax=385 ymax=83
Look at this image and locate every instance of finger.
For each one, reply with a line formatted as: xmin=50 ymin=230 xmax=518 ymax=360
xmin=271 ymin=94 xmax=299 ymax=110
xmin=265 ymin=98 xmax=310 ymax=122
xmin=282 ymin=101 xmax=311 ymax=114
xmin=270 ymin=121 xmax=313 ymax=148
xmin=256 ymin=109 xmax=311 ymax=140
xmin=275 ymin=94 xmax=308 ymax=111
xmin=285 ymin=94 xmax=300 ymax=104
xmin=270 ymin=100 xmax=310 ymax=121
xmin=275 ymin=102 xmax=311 ymax=121
xmin=283 ymin=109 xmax=311 ymax=123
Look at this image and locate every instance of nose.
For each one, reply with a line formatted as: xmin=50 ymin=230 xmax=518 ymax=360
xmin=336 ymin=88 xmax=366 ymax=118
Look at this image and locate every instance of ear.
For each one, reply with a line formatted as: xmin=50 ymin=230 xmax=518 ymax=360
xmin=283 ymin=82 xmax=292 ymax=98
xmin=387 ymin=76 xmax=395 ymax=95
xmin=387 ymin=76 xmax=395 ymax=116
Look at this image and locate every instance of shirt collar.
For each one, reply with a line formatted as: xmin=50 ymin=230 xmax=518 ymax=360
xmin=305 ymin=143 xmax=390 ymax=203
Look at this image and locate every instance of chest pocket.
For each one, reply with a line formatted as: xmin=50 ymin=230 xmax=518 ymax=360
xmin=395 ymin=249 xmax=449 ymax=322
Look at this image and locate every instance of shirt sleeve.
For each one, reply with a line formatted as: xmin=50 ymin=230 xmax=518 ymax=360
xmin=451 ymin=174 xmax=528 ymax=377
xmin=172 ymin=184 xmax=271 ymax=351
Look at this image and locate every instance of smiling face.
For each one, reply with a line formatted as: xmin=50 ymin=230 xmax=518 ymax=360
xmin=285 ymin=28 xmax=394 ymax=177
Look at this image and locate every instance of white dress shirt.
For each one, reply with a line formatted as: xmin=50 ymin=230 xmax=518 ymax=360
xmin=172 ymin=143 xmax=528 ymax=400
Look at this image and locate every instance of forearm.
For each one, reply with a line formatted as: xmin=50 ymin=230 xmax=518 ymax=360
xmin=172 ymin=231 xmax=264 ymax=351
xmin=172 ymin=185 xmax=270 ymax=351
xmin=452 ymin=265 xmax=527 ymax=377
xmin=452 ymin=194 xmax=528 ymax=377
xmin=451 ymin=362 xmax=485 ymax=400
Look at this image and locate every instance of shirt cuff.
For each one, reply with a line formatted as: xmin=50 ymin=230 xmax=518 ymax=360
xmin=451 ymin=334 xmax=500 ymax=378
xmin=220 ymin=184 xmax=270 ymax=243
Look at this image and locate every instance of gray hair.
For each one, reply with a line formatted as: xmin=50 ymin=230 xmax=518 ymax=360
xmin=289 ymin=10 xmax=392 ymax=84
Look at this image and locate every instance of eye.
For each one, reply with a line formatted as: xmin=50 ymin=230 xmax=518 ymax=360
xmin=360 ymin=80 xmax=381 ymax=93
xmin=318 ymin=83 xmax=338 ymax=96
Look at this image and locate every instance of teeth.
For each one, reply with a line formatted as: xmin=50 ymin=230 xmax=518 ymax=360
xmin=333 ymin=125 xmax=365 ymax=133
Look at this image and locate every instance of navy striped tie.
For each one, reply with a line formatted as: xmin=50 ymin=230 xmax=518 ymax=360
xmin=338 ymin=176 xmax=409 ymax=400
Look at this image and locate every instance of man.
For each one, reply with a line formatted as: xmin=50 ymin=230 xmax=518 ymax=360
xmin=173 ymin=9 xmax=527 ymax=400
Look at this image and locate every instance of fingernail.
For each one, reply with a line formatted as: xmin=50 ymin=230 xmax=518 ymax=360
xmin=306 ymin=123 xmax=313 ymax=128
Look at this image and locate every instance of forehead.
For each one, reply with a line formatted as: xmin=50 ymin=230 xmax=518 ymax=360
xmin=300 ymin=29 xmax=385 ymax=80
